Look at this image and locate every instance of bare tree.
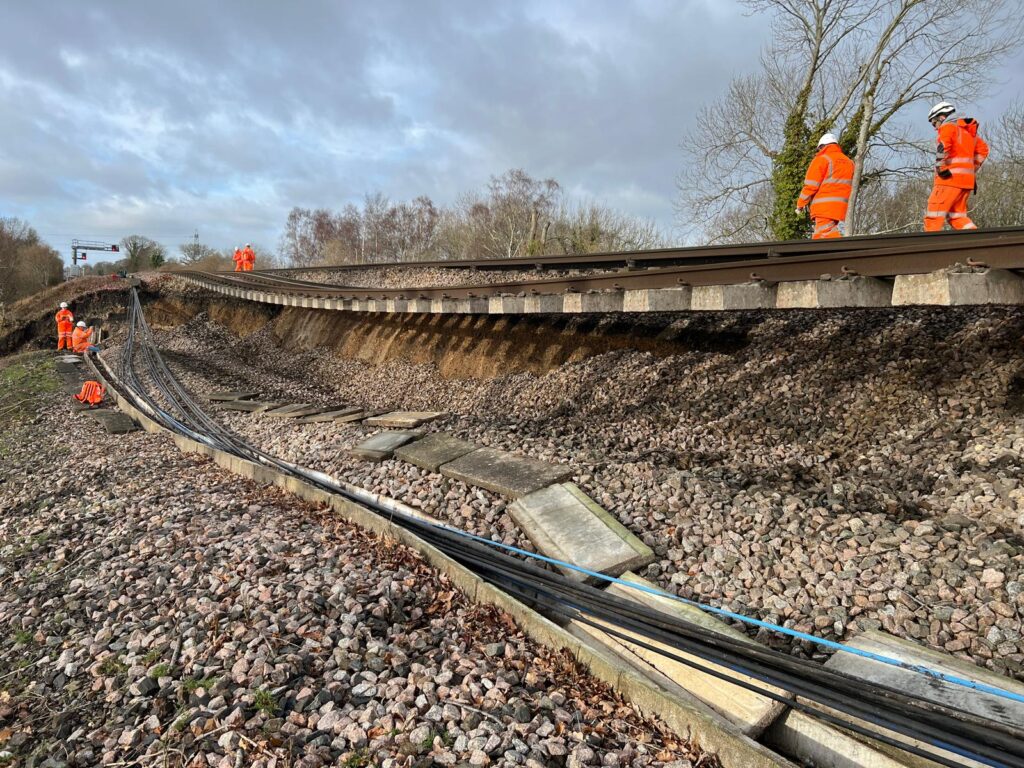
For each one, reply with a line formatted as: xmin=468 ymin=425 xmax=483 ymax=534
xmin=119 ymin=235 xmax=166 ymax=272
xmin=0 ymin=218 xmax=63 ymax=303
xmin=179 ymin=240 xmax=218 ymax=265
xmin=680 ymin=0 xmax=1022 ymax=240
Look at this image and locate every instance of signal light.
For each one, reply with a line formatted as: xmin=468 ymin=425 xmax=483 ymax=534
xmin=80 ymin=254 xmax=87 ymax=260
xmin=111 ymin=245 xmax=119 ymax=252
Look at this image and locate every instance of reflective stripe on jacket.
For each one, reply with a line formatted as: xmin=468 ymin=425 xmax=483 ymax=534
xmin=934 ymin=117 xmax=989 ymax=190
xmin=798 ymin=144 xmax=854 ymax=222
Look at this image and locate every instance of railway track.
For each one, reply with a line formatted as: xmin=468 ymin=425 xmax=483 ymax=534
xmin=260 ymin=226 xmax=1024 ymax=273
xmin=99 ymin=287 xmax=1024 ymax=767
xmin=179 ymin=228 xmax=1024 ymax=304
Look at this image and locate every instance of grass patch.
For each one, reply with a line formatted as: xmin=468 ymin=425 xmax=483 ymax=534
xmin=182 ymin=676 xmax=218 ymax=694
xmin=341 ymin=750 xmax=370 ymax=767
xmin=252 ymin=687 xmax=278 ymax=715
xmin=98 ymin=656 xmax=126 ymax=676
xmin=0 ymin=351 xmax=60 ymax=425
xmin=142 ymin=649 xmax=161 ymax=665
xmin=149 ymin=663 xmax=171 ymax=679
xmin=13 ymin=630 xmax=33 ymax=646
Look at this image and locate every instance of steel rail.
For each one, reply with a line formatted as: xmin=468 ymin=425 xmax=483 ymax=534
xmin=252 ymin=226 xmax=1024 ymax=273
xmin=104 ymin=288 xmax=1024 ymax=767
xmin=179 ymin=231 xmax=1024 ymax=301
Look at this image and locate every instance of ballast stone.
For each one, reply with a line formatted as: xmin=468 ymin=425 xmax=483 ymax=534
xmin=439 ymin=447 xmax=573 ymax=498
xmin=776 ymin=276 xmax=892 ymax=309
xmin=892 ymin=268 xmax=1024 ymax=306
xmin=508 ymin=485 xmax=653 ymax=583
xmin=394 ymin=433 xmax=478 ymax=472
xmin=570 ymin=571 xmax=784 ymax=737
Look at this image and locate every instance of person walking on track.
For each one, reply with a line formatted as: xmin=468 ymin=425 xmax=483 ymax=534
xmin=233 ymin=245 xmax=244 ymax=272
xmin=924 ymin=101 xmax=989 ymax=232
xmin=796 ymin=133 xmax=854 ymax=240
xmin=55 ymin=302 xmax=74 ymax=350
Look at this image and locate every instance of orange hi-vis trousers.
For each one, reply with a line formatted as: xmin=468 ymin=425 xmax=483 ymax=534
xmin=812 ymin=217 xmax=842 ymax=239
xmin=924 ymin=186 xmax=976 ymax=232
xmin=57 ymin=329 xmax=73 ymax=349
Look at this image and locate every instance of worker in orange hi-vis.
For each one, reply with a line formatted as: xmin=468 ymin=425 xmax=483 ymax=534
xmin=796 ymin=133 xmax=854 ymax=240
xmin=233 ymin=245 xmax=244 ymax=272
xmin=73 ymin=380 xmax=106 ymax=408
xmin=924 ymin=101 xmax=989 ymax=232
xmin=55 ymin=302 xmax=75 ymax=350
xmin=71 ymin=321 xmax=99 ymax=354
xmin=242 ymin=243 xmax=255 ymax=271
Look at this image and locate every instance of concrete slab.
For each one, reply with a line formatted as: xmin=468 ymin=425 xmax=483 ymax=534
xmin=764 ymin=711 xmax=908 ymax=768
xmin=205 ymin=390 xmax=259 ymax=402
xmin=56 ymin=355 xmax=83 ymax=365
xmin=262 ymin=403 xmax=316 ymax=417
xmin=524 ymin=295 xmax=565 ymax=314
xmin=456 ymin=298 xmax=489 ymax=314
xmin=218 ymin=400 xmax=282 ymax=413
xmin=488 ymin=296 xmax=526 ymax=314
xmin=892 ymin=268 xmax=1024 ymax=306
xmin=692 ymin=282 xmax=778 ymax=311
xmin=84 ymin=410 xmax=139 ymax=434
xmin=509 ymin=485 xmax=654 ymax=582
xmin=363 ymin=411 xmax=445 ymax=428
xmin=439 ymin=447 xmax=573 ymax=497
xmin=293 ymin=406 xmax=363 ymax=424
xmin=813 ymin=629 xmax=1024 ymax=768
xmin=348 ymin=430 xmax=424 ymax=461
xmin=776 ymin=277 xmax=892 ymax=309
xmin=623 ymin=287 xmax=692 ymax=312
xmin=563 ymin=291 xmax=624 ymax=313
xmin=569 ymin=572 xmax=784 ymax=736
xmin=394 ymin=433 xmax=479 ymax=472
xmin=407 ymin=299 xmax=432 ymax=313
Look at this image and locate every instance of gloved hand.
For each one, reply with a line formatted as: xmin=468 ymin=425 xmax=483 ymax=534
xmin=938 ymin=169 xmax=952 ymax=180
xmin=795 ymin=207 xmax=806 ymax=215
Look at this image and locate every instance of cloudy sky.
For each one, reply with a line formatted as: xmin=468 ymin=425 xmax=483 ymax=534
xmin=1 ymin=1 xmax=1021 ymax=263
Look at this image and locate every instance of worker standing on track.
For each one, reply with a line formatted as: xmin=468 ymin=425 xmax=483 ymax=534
xmin=924 ymin=101 xmax=989 ymax=232
xmin=71 ymin=321 xmax=99 ymax=354
xmin=233 ymin=245 xmax=244 ymax=272
xmin=242 ymin=243 xmax=255 ymax=271
xmin=796 ymin=133 xmax=854 ymax=240
xmin=55 ymin=302 xmax=74 ymax=350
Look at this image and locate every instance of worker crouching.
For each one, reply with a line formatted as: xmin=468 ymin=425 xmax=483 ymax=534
xmin=73 ymin=380 xmax=106 ymax=408
xmin=797 ymin=134 xmax=854 ymax=239
xmin=924 ymin=101 xmax=989 ymax=232
xmin=71 ymin=321 xmax=100 ymax=354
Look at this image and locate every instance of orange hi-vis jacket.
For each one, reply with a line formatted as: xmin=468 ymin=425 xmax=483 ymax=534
xmin=55 ymin=308 xmax=74 ymax=333
xmin=242 ymin=245 xmax=255 ymax=267
xmin=934 ymin=117 xmax=989 ymax=190
xmin=71 ymin=326 xmax=93 ymax=353
xmin=798 ymin=144 xmax=855 ymax=221
xmin=74 ymin=380 xmax=105 ymax=406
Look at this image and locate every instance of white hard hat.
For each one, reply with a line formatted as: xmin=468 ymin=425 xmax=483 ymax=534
xmin=817 ymin=133 xmax=839 ymax=147
xmin=928 ymin=101 xmax=955 ymax=122
xmin=76 ymin=321 xmax=86 ymax=328
xmin=60 ymin=302 xmax=68 ymax=309
xmin=245 ymin=243 xmax=251 ymax=247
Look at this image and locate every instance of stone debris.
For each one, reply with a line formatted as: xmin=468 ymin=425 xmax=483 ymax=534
xmin=0 ymin=361 xmax=708 ymax=767
xmin=111 ymin=300 xmax=1024 ymax=677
